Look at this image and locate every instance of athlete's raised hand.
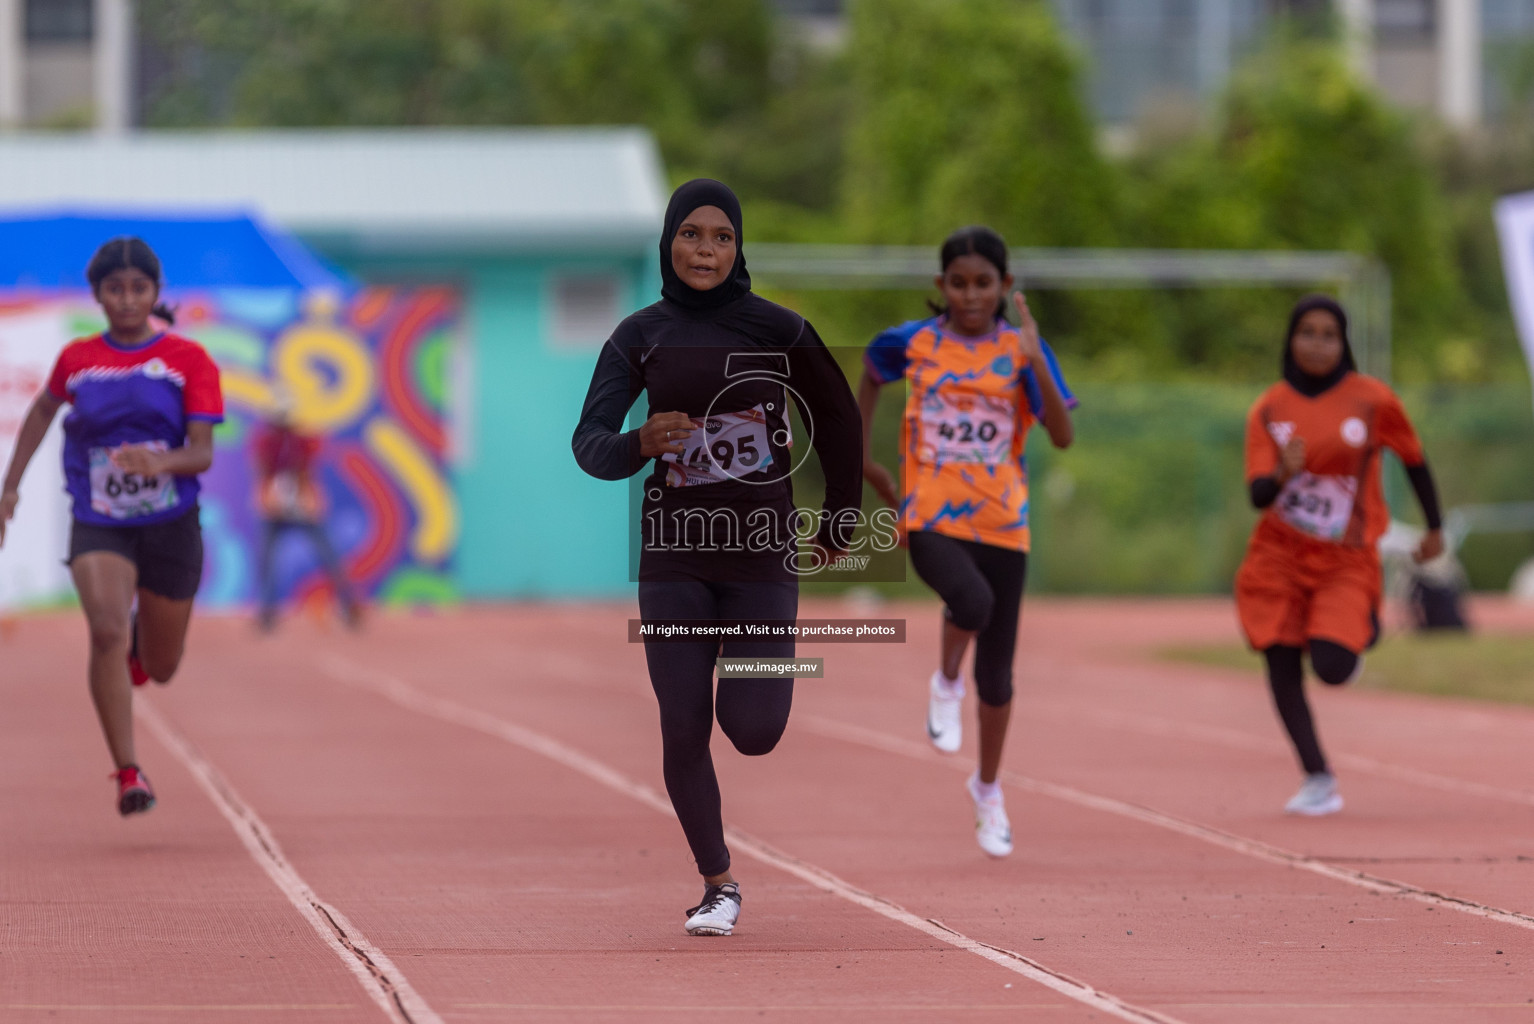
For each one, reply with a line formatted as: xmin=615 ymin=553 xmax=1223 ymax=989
xmin=1277 ymin=437 xmax=1306 ymax=482
xmin=0 ymin=489 xmax=17 ymax=548
xmin=1011 ymin=291 xmax=1043 ymax=365
xmin=639 ymin=412 xmax=695 ymax=458
xmin=864 ymin=461 xmax=899 ymax=510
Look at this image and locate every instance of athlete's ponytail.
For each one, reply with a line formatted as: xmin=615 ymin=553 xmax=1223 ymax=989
xmin=928 ymin=225 xmax=1011 ymax=319
xmin=86 ymin=236 xmax=177 ymax=325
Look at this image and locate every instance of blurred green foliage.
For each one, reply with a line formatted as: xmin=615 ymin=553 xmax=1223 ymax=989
xmin=138 ymin=0 xmax=1534 ymax=384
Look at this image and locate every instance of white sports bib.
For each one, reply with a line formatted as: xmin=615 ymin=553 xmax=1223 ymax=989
xmin=663 ymin=404 xmax=775 ymax=487
xmin=88 ymin=442 xmax=179 ymax=520
xmin=1276 ymin=472 xmax=1356 ymax=540
xmin=917 ymin=392 xmax=1015 ymax=465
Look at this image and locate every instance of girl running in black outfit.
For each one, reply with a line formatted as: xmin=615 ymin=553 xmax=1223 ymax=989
xmin=573 ymin=179 xmax=861 ymax=935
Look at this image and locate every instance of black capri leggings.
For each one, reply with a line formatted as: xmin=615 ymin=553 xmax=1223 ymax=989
xmin=637 ymin=579 xmax=797 ymax=878
xmin=1264 ymin=640 xmax=1359 ymax=776
xmin=907 ymin=530 xmax=1028 ymax=707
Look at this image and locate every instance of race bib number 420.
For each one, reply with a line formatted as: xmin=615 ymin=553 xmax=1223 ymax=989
xmin=1276 ymin=472 xmax=1357 ymax=540
xmin=917 ymin=392 xmax=1015 ymax=464
xmin=663 ymin=405 xmax=775 ymax=487
xmin=88 ymin=443 xmax=180 ymax=519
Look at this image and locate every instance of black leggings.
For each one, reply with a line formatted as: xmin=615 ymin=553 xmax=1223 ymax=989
xmin=1264 ymin=641 xmax=1359 ymax=776
xmin=637 ymin=579 xmax=797 ymax=878
xmin=907 ymin=531 xmax=1028 ymax=707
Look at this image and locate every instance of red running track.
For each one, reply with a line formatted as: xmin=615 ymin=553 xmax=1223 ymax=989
xmin=3 ymin=596 xmax=1534 ymax=1023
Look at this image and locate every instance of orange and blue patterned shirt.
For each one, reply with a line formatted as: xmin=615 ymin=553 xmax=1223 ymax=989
xmin=864 ymin=316 xmax=1075 ymax=552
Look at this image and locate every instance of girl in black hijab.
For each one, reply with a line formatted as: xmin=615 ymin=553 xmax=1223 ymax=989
xmin=573 ymin=179 xmax=862 ymax=935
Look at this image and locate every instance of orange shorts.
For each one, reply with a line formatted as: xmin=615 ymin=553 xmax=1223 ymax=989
xmin=1235 ymin=517 xmax=1381 ymax=653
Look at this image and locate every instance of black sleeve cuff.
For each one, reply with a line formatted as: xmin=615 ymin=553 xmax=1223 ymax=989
xmin=1405 ymin=462 xmax=1443 ymax=531
xmin=1250 ymin=476 xmax=1281 ymax=509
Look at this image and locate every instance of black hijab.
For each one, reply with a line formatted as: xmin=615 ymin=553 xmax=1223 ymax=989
xmin=1282 ymin=294 xmax=1356 ymax=397
xmin=659 ymin=178 xmax=752 ymax=311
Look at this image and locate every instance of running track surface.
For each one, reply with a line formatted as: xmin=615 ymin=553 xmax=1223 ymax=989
xmin=4 ymin=597 xmax=1534 ymax=1024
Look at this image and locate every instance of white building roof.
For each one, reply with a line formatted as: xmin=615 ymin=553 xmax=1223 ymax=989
xmin=0 ymin=128 xmax=668 ymax=253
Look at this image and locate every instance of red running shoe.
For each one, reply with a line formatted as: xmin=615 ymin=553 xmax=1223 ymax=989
xmin=113 ymin=765 xmax=156 ymax=816
xmin=127 ymin=611 xmax=150 ymax=686
xmin=127 ymin=650 xmax=149 ymax=687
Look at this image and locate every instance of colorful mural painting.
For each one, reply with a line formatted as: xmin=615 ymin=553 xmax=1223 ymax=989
xmin=196 ymin=286 xmax=461 ymax=610
xmin=0 ymin=288 xmax=461 ymax=612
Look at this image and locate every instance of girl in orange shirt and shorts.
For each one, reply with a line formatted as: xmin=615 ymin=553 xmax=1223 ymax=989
xmin=1236 ymin=295 xmax=1442 ymax=815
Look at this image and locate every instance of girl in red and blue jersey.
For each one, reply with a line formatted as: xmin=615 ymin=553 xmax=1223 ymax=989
xmin=859 ymin=226 xmax=1075 ymax=857
xmin=0 ymin=237 xmax=223 ymax=816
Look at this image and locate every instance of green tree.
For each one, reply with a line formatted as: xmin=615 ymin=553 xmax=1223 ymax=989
xmin=842 ymin=0 xmax=1117 ymax=247
xmin=1125 ymin=37 xmax=1469 ymax=378
xmin=139 ymin=0 xmax=772 ymax=170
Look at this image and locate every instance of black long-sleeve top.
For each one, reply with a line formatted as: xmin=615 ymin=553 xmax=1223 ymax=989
xmin=573 ymin=294 xmax=863 ymax=582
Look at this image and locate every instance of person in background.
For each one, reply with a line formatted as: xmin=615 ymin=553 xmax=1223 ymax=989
xmin=251 ymin=396 xmax=359 ymax=631
xmin=1236 ymin=294 xmax=1443 ymax=816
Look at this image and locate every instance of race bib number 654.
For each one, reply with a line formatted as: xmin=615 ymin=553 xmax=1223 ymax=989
xmin=88 ymin=442 xmax=180 ymax=519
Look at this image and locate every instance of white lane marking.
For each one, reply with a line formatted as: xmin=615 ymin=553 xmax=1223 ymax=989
xmin=1034 ymin=702 xmax=1534 ymax=809
xmin=318 ymin=655 xmax=1190 ymax=1024
xmin=136 ymin=698 xmax=443 ymax=1024
xmin=798 ymin=714 xmax=1534 ymax=934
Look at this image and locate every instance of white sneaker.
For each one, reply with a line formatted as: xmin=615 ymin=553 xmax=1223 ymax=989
xmin=684 ymin=882 xmax=741 ymax=936
xmin=926 ymin=671 xmax=964 ymax=753
xmin=968 ymin=773 xmax=1013 ymax=857
xmin=1284 ymin=772 xmax=1343 ymax=816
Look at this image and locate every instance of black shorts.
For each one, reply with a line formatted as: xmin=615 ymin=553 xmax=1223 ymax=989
xmin=67 ymin=506 xmax=204 ymax=601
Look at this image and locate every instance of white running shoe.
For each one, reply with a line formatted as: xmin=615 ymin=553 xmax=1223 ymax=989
xmin=967 ymin=773 xmax=1013 ymax=857
xmin=684 ymin=882 xmax=741 ymax=936
xmin=927 ymin=671 xmax=964 ymax=753
xmin=1284 ymin=772 xmax=1343 ymax=816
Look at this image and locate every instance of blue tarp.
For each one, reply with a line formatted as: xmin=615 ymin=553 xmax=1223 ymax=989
xmin=0 ymin=210 xmax=352 ymax=292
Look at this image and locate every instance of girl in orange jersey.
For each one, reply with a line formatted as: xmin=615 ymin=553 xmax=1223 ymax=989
xmin=1236 ymin=295 xmax=1442 ymax=816
xmin=860 ymin=227 xmax=1075 ymax=857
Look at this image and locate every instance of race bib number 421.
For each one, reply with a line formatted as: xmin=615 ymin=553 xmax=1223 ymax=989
xmin=917 ymin=392 xmax=1016 ymax=465
xmin=1276 ymin=472 xmax=1357 ymax=540
xmin=88 ymin=443 xmax=180 ymax=519
xmin=663 ymin=405 xmax=775 ymax=487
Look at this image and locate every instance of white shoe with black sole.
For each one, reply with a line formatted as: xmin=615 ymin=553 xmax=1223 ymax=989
xmin=684 ymin=881 xmax=741 ymax=936
xmin=927 ymin=670 xmax=964 ymax=754
xmin=968 ymin=772 xmax=1013 ymax=858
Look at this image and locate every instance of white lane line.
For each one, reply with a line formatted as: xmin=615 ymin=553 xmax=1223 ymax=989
xmin=317 ymin=655 xmax=1190 ymax=1024
xmin=798 ymin=714 xmax=1534 ymax=934
xmin=1034 ymin=702 xmax=1534 ymax=809
xmin=136 ymin=698 xmax=444 ymax=1024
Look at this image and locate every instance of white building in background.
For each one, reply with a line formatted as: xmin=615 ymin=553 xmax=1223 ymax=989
xmin=771 ymin=0 xmax=1534 ymax=130
xmin=0 ymin=0 xmax=131 ymax=131
xmin=1051 ymin=0 xmax=1534 ymax=130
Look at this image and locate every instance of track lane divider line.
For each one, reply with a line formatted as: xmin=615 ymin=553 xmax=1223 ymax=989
xmin=798 ymin=713 xmax=1534 ymax=934
xmin=318 ymin=654 xmax=1191 ymax=1024
xmin=136 ymin=698 xmax=443 ymax=1024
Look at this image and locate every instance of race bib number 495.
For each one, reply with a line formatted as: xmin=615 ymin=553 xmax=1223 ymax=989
xmin=917 ymin=392 xmax=1015 ymax=465
xmin=88 ymin=443 xmax=180 ymax=519
xmin=1276 ymin=472 xmax=1357 ymax=540
xmin=663 ymin=405 xmax=775 ymax=487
